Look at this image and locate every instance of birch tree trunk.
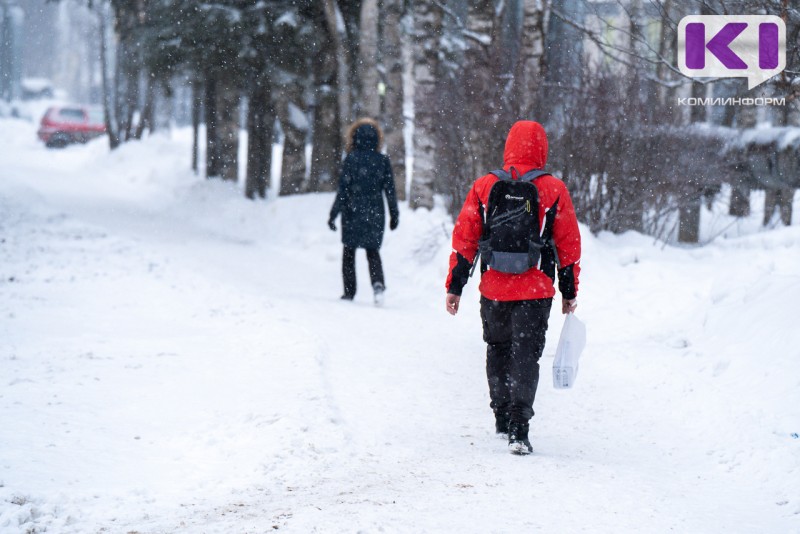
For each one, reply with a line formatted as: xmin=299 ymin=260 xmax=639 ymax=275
xmin=539 ymin=0 xmax=585 ymax=129
xmin=358 ymin=0 xmax=380 ymax=118
xmin=492 ymin=0 xmax=523 ymax=117
xmin=437 ymin=0 xmax=473 ymax=215
xmin=465 ymin=0 xmax=496 ymax=177
xmin=322 ymin=0 xmax=353 ymax=133
xmin=472 ymin=0 xmax=524 ymax=172
xmin=409 ymin=0 xmax=442 ymax=211
xmin=381 ymin=0 xmax=407 ymax=200
xmin=519 ymin=0 xmax=546 ymax=118
xmin=621 ymin=0 xmax=647 ymax=234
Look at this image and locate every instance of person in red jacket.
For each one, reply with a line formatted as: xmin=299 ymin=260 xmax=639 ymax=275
xmin=445 ymin=120 xmax=581 ymax=455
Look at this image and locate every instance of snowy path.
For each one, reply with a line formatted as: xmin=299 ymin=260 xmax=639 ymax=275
xmin=1 ymin=121 xmax=798 ymax=533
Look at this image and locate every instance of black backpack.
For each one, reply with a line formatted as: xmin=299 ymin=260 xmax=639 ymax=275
xmin=476 ymin=168 xmax=549 ymax=274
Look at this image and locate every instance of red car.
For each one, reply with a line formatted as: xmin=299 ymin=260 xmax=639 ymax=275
xmin=38 ymin=106 xmax=106 ymax=148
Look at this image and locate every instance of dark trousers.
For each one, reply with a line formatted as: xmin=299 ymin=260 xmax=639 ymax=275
xmin=480 ymin=296 xmax=552 ymax=424
xmin=342 ymin=246 xmax=384 ymax=297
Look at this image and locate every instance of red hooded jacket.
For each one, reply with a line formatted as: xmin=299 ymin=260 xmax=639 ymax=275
xmin=446 ymin=121 xmax=581 ymax=301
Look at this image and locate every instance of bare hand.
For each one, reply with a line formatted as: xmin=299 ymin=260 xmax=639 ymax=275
xmin=446 ymin=294 xmax=460 ymax=315
xmin=562 ymin=297 xmax=577 ymax=314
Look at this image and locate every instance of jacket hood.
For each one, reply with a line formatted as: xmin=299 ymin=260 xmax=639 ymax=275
xmin=503 ymin=120 xmax=548 ymax=171
xmin=346 ymin=118 xmax=383 ymax=152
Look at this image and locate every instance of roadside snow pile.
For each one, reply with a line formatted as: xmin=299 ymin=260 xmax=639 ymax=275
xmin=1 ymin=119 xmax=798 ymax=533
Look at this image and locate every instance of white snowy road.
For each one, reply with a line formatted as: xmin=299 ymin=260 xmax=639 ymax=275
xmin=1 ymin=119 xmax=798 ymax=533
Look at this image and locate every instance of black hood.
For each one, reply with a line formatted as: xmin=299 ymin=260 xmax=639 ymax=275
xmin=352 ymin=124 xmax=379 ymax=151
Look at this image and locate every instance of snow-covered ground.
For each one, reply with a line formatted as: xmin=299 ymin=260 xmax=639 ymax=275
xmin=1 ymin=118 xmax=798 ymax=533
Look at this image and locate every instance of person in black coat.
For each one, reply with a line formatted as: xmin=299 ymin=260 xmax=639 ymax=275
xmin=328 ymin=118 xmax=399 ymax=303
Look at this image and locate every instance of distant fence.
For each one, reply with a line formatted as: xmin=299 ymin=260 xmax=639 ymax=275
xmin=724 ymin=127 xmax=799 ymax=226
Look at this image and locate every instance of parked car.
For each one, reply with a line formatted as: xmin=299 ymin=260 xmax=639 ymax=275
xmin=37 ymin=106 xmax=105 ymax=148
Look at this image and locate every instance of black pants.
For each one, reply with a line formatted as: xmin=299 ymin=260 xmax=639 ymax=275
xmin=342 ymin=246 xmax=384 ymax=297
xmin=480 ymin=296 xmax=552 ymax=424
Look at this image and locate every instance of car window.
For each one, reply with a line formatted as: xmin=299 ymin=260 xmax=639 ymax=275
xmin=58 ymin=108 xmax=86 ymax=122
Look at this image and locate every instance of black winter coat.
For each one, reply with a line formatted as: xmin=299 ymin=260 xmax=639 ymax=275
xmin=330 ymin=127 xmax=399 ymax=250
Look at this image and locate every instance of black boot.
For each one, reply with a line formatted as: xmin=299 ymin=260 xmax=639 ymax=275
xmin=508 ymin=421 xmax=532 ymax=455
xmin=494 ymin=412 xmax=510 ymax=437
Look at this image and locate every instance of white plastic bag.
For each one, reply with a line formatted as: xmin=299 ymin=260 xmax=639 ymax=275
xmin=552 ymin=313 xmax=587 ymax=389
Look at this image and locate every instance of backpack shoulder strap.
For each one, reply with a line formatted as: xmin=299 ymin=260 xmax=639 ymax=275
xmin=520 ymin=169 xmax=550 ymax=182
xmin=489 ymin=168 xmax=549 ymax=182
xmin=489 ymin=169 xmax=512 ymax=181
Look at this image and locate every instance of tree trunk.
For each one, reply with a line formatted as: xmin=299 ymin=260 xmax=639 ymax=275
xmin=192 ymin=79 xmax=201 ymax=174
xmin=678 ymin=196 xmax=701 ymax=243
xmin=439 ymin=1 xmax=485 ymax=214
xmin=409 ymin=1 xmax=442 ymax=211
xmin=715 ymin=79 xmax=744 ymax=218
xmin=114 ymin=37 xmax=124 ymax=137
xmin=711 ymin=79 xmax=740 ymax=127
xmin=309 ymin=76 xmax=340 ymax=193
xmin=309 ymin=8 xmax=341 ymax=194
xmin=134 ymin=72 xmax=156 ymax=140
xmin=205 ymin=71 xmax=220 ymax=179
xmin=322 ymin=0 xmax=353 ymax=132
xmin=98 ymin=3 xmax=120 ymax=150
xmin=655 ymin=0 xmax=676 ymax=118
xmin=493 ymin=0 xmax=523 ymax=117
xmin=676 ymin=80 xmax=706 ymax=243
xmin=277 ymin=84 xmax=309 ymax=196
xmin=216 ymin=74 xmax=240 ymax=182
xmin=679 ymin=0 xmax=710 ymax=245
xmin=358 ymin=0 xmax=380 ymax=118
xmin=689 ymin=80 xmax=706 ymax=124
xmin=245 ymin=75 xmax=272 ymax=199
xmin=519 ymin=0 xmax=545 ymax=118
xmin=480 ymin=0 xmax=523 ymax=171
xmin=122 ymin=40 xmax=141 ymax=142
xmin=539 ymin=0 xmax=585 ymax=129
xmin=381 ymin=0 xmax=407 ymax=200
